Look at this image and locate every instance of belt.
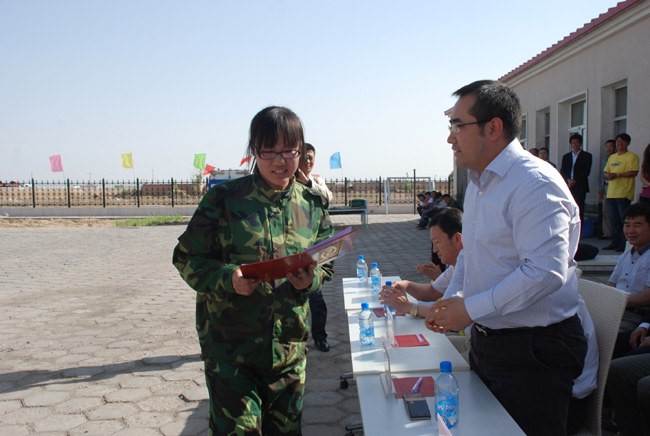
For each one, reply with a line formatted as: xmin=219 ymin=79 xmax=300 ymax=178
xmin=474 ymin=314 xmax=579 ymax=337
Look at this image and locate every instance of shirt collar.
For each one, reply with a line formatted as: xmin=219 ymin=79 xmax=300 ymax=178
xmin=631 ymin=244 xmax=650 ymax=256
xmin=251 ymin=168 xmax=295 ymax=204
xmin=468 ymin=138 xmax=524 ymax=185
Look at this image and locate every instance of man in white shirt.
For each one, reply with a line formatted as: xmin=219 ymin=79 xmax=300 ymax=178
xmin=608 ymin=202 xmax=650 ymax=332
xmin=380 ymin=207 xmax=463 ymax=317
xmin=296 ymin=143 xmax=333 ymax=352
xmin=425 ymin=80 xmax=587 ymax=436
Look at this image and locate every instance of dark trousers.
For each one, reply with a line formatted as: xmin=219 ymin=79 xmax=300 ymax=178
xmin=614 ymin=330 xmax=650 ymax=359
xmin=608 ymin=197 xmax=632 ymax=248
xmin=571 ymin=188 xmax=587 ymax=223
xmin=469 ymin=315 xmax=587 ymax=436
xmin=608 ymin=354 xmax=650 ymax=436
xmin=308 ymin=291 xmax=327 ymax=341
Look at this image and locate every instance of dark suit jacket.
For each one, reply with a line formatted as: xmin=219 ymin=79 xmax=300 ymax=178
xmin=560 ymin=150 xmax=593 ymax=194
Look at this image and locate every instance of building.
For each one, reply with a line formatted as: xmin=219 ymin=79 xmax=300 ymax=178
xmin=453 ymin=0 xmax=650 ymax=222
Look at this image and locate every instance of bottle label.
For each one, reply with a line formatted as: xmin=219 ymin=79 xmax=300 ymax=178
xmin=436 ymin=395 xmax=458 ymax=428
xmin=359 ymin=324 xmax=375 ymax=345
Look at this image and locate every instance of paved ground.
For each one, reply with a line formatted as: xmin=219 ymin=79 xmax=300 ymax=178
xmin=0 ymin=213 xmax=438 ymax=436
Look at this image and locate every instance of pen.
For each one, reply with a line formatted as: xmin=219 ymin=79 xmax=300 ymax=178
xmin=411 ymin=377 xmax=423 ymax=393
xmin=416 ymin=334 xmax=424 ymax=343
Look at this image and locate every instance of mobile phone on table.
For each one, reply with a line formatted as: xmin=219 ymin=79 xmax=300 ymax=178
xmin=403 ymin=392 xmax=431 ymax=420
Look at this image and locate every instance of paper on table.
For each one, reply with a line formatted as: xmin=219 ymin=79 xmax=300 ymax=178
xmin=394 ymin=334 xmax=429 ymax=347
xmin=438 ymin=414 xmax=453 ymax=436
xmin=392 ymin=376 xmax=435 ymax=398
xmin=239 ymin=226 xmax=357 ymax=281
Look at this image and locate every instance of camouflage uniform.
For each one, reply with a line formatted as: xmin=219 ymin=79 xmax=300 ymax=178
xmin=173 ymin=169 xmax=334 ymax=436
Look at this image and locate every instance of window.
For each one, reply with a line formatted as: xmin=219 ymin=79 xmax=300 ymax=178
xmin=568 ymin=99 xmax=586 ymax=144
xmin=520 ymin=116 xmax=527 ymax=149
xmin=544 ymin=111 xmax=550 ymax=148
xmin=614 ymin=86 xmax=627 ymax=135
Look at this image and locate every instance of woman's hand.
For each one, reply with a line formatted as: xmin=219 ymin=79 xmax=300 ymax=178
xmin=287 ymin=263 xmax=316 ymax=290
xmin=232 ymin=268 xmax=262 ymax=296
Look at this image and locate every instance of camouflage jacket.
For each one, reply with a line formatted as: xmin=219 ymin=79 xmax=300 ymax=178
xmin=173 ymin=170 xmax=334 ymax=372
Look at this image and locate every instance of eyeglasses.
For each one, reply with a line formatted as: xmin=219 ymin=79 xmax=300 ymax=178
xmin=256 ymin=149 xmax=301 ymax=160
xmin=448 ymin=119 xmax=491 ymax=134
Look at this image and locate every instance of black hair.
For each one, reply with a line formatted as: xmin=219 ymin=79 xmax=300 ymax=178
xmin=624 ymin=202 xmax=650 ymax=224
xmin=429 ymin=207 xmax=463 ymax=239
xmin=453 ymin=80 xmax=522 ymax=142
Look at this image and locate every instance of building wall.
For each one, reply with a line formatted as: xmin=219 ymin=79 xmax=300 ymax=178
xmin=504 ymin=1 xmax=650 ymax=213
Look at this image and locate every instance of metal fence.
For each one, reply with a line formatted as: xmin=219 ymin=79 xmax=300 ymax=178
xmin=0 ymin=176 xmax=452 ymax=208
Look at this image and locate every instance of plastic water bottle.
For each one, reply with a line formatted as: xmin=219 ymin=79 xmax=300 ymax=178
xmin=356 ymin=255 xmax=368 ymax=282
xmin=369 ymin=263 xmax=381 ymax=293
xmin=358 ymin=302 xmax=375 ymax=346
xmin=383 ymin=281 xmax=396 ymax=316
xmin=436 ymin=361 xmax=459 ymax=428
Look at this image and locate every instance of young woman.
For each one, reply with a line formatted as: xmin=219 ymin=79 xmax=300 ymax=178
xmin=173 ymin=106 xmax=333 ymax=435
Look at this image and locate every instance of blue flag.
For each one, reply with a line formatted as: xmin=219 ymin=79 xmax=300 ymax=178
xmin=330 ymin=152 xmax=342 ymax=169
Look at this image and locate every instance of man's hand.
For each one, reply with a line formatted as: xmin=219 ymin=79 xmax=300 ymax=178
xmin=567 ymin=179 xmax=577 ymax=188
xmin=296 ymin=168 xmax=309 ymax=185
xmin=630 ymin=326 xmax=649 ymax=349
xmin=427 ymin=297 xmax=472 ymax=332
xmin=233 ymin=268 xmax=262 ymax=296
xmin=287 ymin=263 xmax=316 ymax=290
xmin=416 ymin=262 xmax=442 ymax=281
xmin=379 ymin=283 xmax=410 ymax=313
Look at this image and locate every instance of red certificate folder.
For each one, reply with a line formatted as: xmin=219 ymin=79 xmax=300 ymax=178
xmin=239 ymin=226 xmax=357 ymax=281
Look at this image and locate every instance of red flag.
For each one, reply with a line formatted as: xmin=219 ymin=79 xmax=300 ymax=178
xmin=240 ymin=156 xmax=251 ymax=166
xmin=203 ymin=164 xmax=215 ymax=175
xmin=49 ymin=155 xmax=64 ymax=172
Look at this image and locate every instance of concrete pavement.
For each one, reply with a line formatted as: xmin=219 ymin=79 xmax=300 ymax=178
xmin=0 ymin=214 xmax=434 ymax=436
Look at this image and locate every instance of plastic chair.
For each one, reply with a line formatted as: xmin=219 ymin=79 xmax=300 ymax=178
xmin=575 ymin=279 xmax=628 ymax=436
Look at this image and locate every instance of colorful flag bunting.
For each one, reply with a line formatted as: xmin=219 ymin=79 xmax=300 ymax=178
xmin=49 ymin=155 xmax=64 ymax=172
xmin=122 ymin=153 xmax=134 ymax=169
xmin=203 ymin=164 xmax=216 ymax=175
xmin=194 ymin=153 xmax=206 ymax=170
xmin=240 ymin=156 xmax=252 ymax=167
xmin=329 ymin=152 xmax=342 ymax=169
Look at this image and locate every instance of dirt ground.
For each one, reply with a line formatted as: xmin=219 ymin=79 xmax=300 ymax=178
xmin=0 ymin=217 xmax=190 ymax=228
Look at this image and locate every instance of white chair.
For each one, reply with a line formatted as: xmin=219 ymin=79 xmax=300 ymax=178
xmin=575 ymin=279 xmax=628 ymax=436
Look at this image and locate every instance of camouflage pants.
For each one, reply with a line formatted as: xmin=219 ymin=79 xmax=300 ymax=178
xmin=204 ymin=359 xmax=306 ymax=436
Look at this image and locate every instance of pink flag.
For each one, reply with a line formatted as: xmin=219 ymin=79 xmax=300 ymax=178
xmin=49 ymin=155 xmax=64 ymax=172
xmin=203 ymin=164 xmax=216 ymax=175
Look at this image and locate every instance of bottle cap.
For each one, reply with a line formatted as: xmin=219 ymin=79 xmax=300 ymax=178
xmin=359 ymin=255 xmax=364 ymax=259
xmin=372 ymin=262 xmax=378 ymax=268
xmin=386 ymin=281 xmax=392 ymax=286
xmin=361 ymin=302 xmax=369 ymax=310
xmin=440 ymin=361 xmax=452 ymax=372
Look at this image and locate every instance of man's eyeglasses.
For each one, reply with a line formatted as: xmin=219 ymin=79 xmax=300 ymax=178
xmin=448 ymin=119 xmax=491 ymax=134
xmin=257 ymin=149 xmax=301 ymax=160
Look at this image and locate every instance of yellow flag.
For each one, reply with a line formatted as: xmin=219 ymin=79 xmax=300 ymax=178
xmin=122 ymin=153 xmax=134 ymax=169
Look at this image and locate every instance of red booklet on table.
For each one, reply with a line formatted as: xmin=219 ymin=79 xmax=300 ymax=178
xmin=239 ymin=226 xmax=357 ymax=281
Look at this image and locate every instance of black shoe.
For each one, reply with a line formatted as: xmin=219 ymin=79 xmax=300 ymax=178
xmin=416 ymin=225 xmax=426 ymax=230
xmin=603 ymin=244 xmax=617 ymax=250
xmin=616 ymin=246 xmax=626 ymax=252
xmin=314 ymin=339 xmax=329 ymax=352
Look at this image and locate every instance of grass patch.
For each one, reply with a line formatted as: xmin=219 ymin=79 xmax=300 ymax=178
xmin=116 ymin=214 xmax=183 ymax=227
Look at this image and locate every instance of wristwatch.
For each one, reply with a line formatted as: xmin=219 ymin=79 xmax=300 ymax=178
xmin=409 ymin=303 xmax=419 ymax=317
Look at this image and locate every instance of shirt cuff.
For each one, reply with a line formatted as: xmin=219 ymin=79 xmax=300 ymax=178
xmin=639 ymin=322 xmax=650 ymax=331
xmin=464 ymin=291 xmax=497 ymax=322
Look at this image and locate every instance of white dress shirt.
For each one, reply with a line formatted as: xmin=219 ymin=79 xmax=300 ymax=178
xmin=609 ymin=245 xmax=650 ymax=296
xmin=444 ymin=139 xmax=582 ymax=329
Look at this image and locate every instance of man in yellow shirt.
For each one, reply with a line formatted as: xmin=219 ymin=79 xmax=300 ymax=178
xmin=604 ymin=133 xmax=639 ymax=252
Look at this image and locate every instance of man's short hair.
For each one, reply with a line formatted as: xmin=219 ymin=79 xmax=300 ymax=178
xmin=429 ymin=207 xmax=463 ymax=239
xmin=569 ymin=133 xmax=583 ymax=145
xmin=605 ymin=139 xmax=615 ymax=145
xmin=442 ymin=194 xmax=451 ymax=199
xmin=305 ymin=142 xmax=315 ymax=153
xmin=624 ymin=203 xmax=650 ymax=224
xmin=417 ymin=193 xmax=425 ymax=199
xmin=616 ymin=133 xmax=631 ymax=144
xmin=453 ymin=80 xmax=522 ymax=142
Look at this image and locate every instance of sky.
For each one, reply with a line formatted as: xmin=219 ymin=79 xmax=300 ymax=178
xmin=0 ymin=0 xmax=621 ymax=182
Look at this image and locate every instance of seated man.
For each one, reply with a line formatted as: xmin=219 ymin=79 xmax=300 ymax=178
xmin=608 ymin=202 xmax=650 ymax=332
xmin=442 ymin=193 xmax=463 ymax=211
xmin=614 ymin=311 xmax=650 ymax=358
xmin=382 ymin=207 xmax=462 ymax=317
xmin=607 ymin=354 xmax=650 ymax=436
xmin=416 ymin=192 xmax=447 ymax=229
xmin=416 ymin=193 xmax=426 ymax=217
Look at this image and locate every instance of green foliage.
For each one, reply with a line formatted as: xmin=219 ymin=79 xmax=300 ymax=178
xmin=115 ymin=214 xmax=183 ymax=227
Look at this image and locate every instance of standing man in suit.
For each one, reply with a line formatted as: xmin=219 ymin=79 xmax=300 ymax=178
xmin=561 ymin=133 xmax=593 ymax=223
